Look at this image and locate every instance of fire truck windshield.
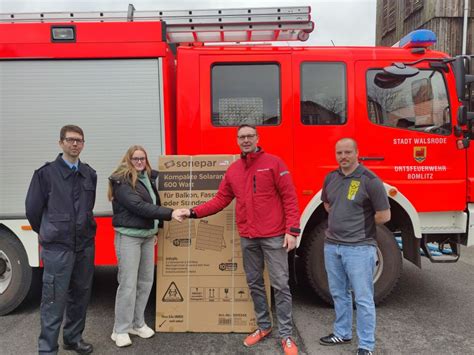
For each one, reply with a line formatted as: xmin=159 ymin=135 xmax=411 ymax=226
xmin=367 ymin=69 xmax=451 ymax=135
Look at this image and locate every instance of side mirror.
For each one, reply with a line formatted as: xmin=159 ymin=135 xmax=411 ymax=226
xmin=458 ymin=105 xmax=467 ymax=125
xmin=454 ymin=125 xmax=463 ymax=137
xmin=453 ymin=56 xmax=474 ymax=100
xmin=453 ymin=57 xmax=466 ymax=99
xmin=429 ymin=61 xmax=449 ymax=73
xmin=457 ymin=105 xmax=474 ymax=126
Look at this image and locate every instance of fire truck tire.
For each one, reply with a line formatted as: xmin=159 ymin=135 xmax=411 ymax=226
xmin=303 ymin=223 xmax=402 ymax=305
xmin=0 ymin=232 xmax=32 ymax=316
xmin=372 ymin=225 xmax=403 ymax=304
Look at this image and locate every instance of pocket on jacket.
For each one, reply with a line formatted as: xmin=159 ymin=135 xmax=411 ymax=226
xmin=42 ymin=273 xmax=55 ymax=304
xmin=48 ymin=213 xmax=70 ymax=233
xmin=254 ymin=169 xmax=274 ymax=195
xmin=83 ymin=183 xmax=96 ymax=192
xmin=253 ymin=198 xmax=284 ymax=236
xmin=44 ymin=213 xmax=71 ymax=241
xmin=40 ymin=214 xmax=68 ymax=243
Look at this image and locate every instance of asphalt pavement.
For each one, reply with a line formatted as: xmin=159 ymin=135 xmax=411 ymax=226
xmin=1 ymin=246 xmax=473 ymax=354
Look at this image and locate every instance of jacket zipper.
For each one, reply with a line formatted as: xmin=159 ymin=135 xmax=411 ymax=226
xmin=72 ymin=171 xmax=78 ymax=251
xmin=253 ymin=175 xmax=256 ymax=193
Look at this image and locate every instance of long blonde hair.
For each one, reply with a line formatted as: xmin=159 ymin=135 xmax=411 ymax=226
xmin=108 ymin=145 xmax=152 ymax=201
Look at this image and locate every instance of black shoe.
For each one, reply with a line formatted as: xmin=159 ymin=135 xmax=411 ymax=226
xmin=357 ymin=348 xmax=374 ymax=355
xmin=319 ymin=333 xmax=352 ymax=346
xmin=63 ymin=340 xmax=93 ymax=354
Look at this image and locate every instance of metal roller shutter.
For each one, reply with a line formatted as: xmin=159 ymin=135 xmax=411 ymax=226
xmin=0 ymin=59 xmax=164 ymax=216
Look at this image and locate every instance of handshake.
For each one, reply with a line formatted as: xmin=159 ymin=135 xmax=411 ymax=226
xmin=171 ymin=208 xmax=192 ymax=222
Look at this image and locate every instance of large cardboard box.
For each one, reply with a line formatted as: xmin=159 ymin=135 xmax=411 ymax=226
xmin=155 ymin=155 xmax=270 ymax=332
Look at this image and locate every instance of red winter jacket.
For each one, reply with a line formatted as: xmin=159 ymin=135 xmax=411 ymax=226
xmin=193 ymin=148 xmax=301 ymax=238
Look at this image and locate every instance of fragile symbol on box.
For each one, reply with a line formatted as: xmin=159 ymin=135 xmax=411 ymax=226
xmin=162 ymin=282 xmax=184 ymax=302
xmin=222 ymin=287 xmax=231 ymax=301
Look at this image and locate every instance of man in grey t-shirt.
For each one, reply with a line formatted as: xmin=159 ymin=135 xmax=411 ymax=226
xmin=319 ymin=138 xmax=390 ymax=355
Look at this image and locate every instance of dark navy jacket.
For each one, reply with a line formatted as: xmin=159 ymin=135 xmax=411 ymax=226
xmin=109 ymin=170 xmax=173 ymax=230
xmin=25 ymin=154 xmax=97 ymax=251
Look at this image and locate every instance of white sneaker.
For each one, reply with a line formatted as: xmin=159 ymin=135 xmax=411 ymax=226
xmin=111 ymin=332 xmax=132 ymax=347
xmin=129 ymin=324 xmax=155 ymax=339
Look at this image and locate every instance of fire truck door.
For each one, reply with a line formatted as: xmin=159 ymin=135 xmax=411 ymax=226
xmin=354 ymin=61 xmax=466 ymax=212
xmin=197 ymin=54 xmax=294 ymax=167
xmin=292 ymin=57 xmax=355 ymax=207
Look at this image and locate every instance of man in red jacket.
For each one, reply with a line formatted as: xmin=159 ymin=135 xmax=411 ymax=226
xmin=183 ymin=124 xmax=300 ymax=355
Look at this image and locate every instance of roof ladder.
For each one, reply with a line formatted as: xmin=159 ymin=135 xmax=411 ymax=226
xmin=0 ymin=4 xmax=315 ymax=43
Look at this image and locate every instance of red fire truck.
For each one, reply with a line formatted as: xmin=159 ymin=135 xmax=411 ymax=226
xmin=1 ymin=5 xmax=473 ymax=315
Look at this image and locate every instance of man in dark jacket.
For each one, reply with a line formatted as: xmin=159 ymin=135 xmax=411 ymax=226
xmin=26 ymin=125 xmax=97 ymax=355
xmin=181 ymin=124 xmax=300 ymax=355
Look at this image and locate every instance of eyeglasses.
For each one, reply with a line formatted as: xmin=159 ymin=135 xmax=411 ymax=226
xmin=237 ymin=134 xmax=257 ymax=141
xmin=63 ymin=137 xmax=85 ymax=144
xmin=131 ymin=157 xmax=146 ymax=162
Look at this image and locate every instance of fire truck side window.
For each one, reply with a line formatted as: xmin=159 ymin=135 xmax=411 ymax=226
xmin=300 ymin=62 xmax=347 ymax=125
xmin=211 ymin=64 xmax=280 ymax=126
xmin=367 ymin=69 xmax=451 ymax=135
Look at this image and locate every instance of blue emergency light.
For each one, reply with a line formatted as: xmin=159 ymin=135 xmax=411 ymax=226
xmin=398 ymin=29 xmax=436 ymax=49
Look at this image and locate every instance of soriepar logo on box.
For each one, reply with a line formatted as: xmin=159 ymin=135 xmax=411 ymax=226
xmin=175 ymin=160 xmax=218 ymax=168
xmin=163 ymin=159 xmax=231 ymax=170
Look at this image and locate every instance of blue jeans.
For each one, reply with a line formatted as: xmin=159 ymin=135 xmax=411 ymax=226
xmin=324 ymin=243 xmax=377 ymax=351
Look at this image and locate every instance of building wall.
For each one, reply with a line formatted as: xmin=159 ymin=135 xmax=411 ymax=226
xmin=376 ymin=0 xmax=473 ymax=56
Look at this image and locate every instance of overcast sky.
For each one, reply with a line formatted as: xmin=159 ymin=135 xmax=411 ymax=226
xmin=0 ymin=0 xmax=376 ymax=46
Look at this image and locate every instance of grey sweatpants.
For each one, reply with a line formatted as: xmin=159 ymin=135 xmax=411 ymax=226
xmin=240 ymin=235 xmax=293 ymax=339
xmin=113 ymin=231 xmax=155 ymax=334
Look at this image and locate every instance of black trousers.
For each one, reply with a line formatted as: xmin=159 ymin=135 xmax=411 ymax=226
xmin=38 ymin=245 xmax=94 ymax=355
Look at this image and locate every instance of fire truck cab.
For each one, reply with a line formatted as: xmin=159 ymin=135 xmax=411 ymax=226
xmin=1 ymin=6 xmax=473 ymax=315
xmin=175 ymin=31 xmax=474 ymax=303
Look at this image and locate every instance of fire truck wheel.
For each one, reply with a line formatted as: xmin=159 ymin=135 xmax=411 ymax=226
xmin=0 ymin=232 xmax=32 ymax=316
xmin=372 ymin=224 xmax=403 ymax=303
xmin=303 ymin=223 xmax=402 ymax=305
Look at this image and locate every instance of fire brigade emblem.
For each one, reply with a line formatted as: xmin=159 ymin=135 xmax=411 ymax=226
xmin=414 ymin=146 xmax=427 ymax=163
xmin=347 ymin=180 xmax=360 ymax=201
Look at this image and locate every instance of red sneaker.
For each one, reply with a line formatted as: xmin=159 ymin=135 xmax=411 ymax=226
xmin=281 ymin=337 xmax=298 ymax=355
xmin=243 ymin=328 xmax=272 ymax=347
